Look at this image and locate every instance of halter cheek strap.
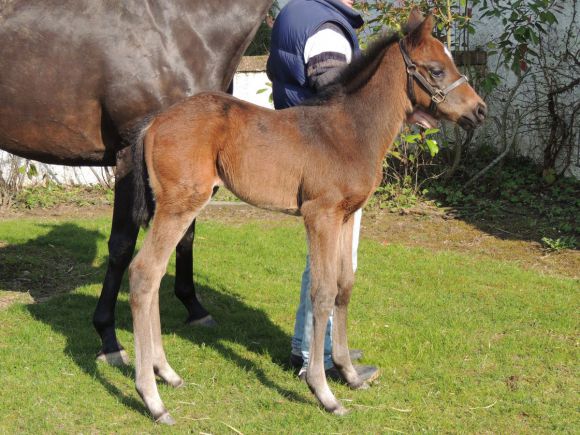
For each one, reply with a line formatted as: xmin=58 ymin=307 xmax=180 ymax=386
xmin=399 ymin=40 xmax=468 ymax=114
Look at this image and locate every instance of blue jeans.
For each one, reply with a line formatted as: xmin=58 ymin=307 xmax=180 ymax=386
xmin=291 ymin=209 xmax=362 ymax=370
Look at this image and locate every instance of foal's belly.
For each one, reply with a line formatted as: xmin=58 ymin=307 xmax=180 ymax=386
xmin=223 ymin=181 xmax=302 ymax=217
xmin=217 ymin=167 xmax=302 ymax=216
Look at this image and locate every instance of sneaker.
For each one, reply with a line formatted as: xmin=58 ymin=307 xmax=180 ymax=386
xmin=289 ymin=349 xmax=363 ymax=369
xmin=298 ymin=364 xmax=380 ymax=384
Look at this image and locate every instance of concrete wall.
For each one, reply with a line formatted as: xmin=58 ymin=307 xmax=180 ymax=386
xmin=468 ymin=1 xmax=579 ymax=178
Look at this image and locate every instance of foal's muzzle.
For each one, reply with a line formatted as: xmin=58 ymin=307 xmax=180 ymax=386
xmin=459 ymin=102 xmax=487 ymax=130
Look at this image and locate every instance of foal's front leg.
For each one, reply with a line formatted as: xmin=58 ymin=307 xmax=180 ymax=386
xmin=331 ymin=216 xmax=365 ymax=388
xmin=304 ymin=211 xmax=347 ymax=415
xmin=129 ymin=208 xmax=198 ymax=424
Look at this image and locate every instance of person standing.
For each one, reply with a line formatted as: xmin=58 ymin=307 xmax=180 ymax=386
xmin=267 ymin=0 xmax=379 ymax=383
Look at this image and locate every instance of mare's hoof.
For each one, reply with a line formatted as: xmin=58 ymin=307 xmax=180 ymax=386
xmin=96 ymin=349 xmax=130 ymax=366
xmin=332 ymin=406 xmax=350 ymax=416
xmin=188 ymin=314 xmax=217 ymax=328
xmin=155 ymin=412 xmax=175 ymax=425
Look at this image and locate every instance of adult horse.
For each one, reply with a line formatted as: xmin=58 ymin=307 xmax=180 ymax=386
xmin=0 ymin=0 xmax=273 ymax=363
xmin=128 ymin=11 xmax=487 ymax=422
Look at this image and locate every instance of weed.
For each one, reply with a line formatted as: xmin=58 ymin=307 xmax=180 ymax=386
xmin=541 ymin=236 xmax=578 ymax=252
xmin=370 ymin=149 xmax=579 ymax=247
xmin=14 ymin=183 xmax=113 ymax=209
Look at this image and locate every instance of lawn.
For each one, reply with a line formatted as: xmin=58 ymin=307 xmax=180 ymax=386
xmin=0 ymin=216 xmax=578 ymax=433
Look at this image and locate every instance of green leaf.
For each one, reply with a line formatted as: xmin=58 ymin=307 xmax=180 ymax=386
xmin=403 ymin=133 xmax=421 ymax=144
xmin=28 ymin=164 xmax=38 ymax=179
xmin=426 ymin=139 xmax=439 ymax=157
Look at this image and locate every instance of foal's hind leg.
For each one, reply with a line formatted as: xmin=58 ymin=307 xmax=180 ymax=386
xmin=151 ymin=282 xmax=184 ymax=388
xmin=303 ymin=209 xmax=347 ymax=415
xmin=331 ymin=217 xmax=365 ymax=388
xmin=129 ymin=205 xmax=200 ymax=424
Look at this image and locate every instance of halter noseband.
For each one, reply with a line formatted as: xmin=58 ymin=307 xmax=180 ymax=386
xmin=399 ymin=39 xmax=468 ymax=114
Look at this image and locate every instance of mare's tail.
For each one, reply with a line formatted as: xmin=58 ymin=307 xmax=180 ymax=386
xmin=128 ymin=116 xmax=156 ymax=227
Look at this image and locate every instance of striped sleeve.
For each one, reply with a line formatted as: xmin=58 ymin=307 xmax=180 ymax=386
xmin=304 ymin=23 xmax=353 ymax=91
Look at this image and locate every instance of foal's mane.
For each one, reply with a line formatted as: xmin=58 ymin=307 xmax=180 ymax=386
xmin=301 ymin=32 xmax=401 ymax=106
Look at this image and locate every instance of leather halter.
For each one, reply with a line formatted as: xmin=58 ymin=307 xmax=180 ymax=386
xmin=399 ymin=39 xmax=468 ymax=114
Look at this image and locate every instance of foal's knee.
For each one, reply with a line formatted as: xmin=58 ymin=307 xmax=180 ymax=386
xmin=311 ymin=285 xmax=337 ymax=313
xmin=336 ymin=274 xmax=354 ymax=305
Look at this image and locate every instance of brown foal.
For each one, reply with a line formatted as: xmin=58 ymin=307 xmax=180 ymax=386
xmin=128 ymin=12 xmax=486 ymax=423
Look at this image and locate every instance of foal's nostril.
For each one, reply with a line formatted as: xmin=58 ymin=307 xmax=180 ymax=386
xmin=475 ymin=102 xmax=487 ymax=122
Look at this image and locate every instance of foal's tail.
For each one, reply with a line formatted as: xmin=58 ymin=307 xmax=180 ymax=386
xmin=128 ymin=115 xmax=156 ymax=227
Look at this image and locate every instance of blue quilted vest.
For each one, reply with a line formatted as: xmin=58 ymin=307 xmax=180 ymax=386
xmin=267 ymin=0 xmax=363 ymax=109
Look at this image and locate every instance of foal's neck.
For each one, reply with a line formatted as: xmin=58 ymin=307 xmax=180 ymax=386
xmin=343 ymin=43 xmax=409 ymax=162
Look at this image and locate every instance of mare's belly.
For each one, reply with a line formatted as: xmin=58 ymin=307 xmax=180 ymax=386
xmin=0 ymin=107 xmax=112 ymax=166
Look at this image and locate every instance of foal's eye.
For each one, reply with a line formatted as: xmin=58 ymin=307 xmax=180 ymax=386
xmin=429 ymin=68 xmax=444 ymax=79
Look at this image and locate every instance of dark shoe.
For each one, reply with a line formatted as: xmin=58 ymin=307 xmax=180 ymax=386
xmin=298 ymin=364 xmax=380 ymax=384
xmin=290 ymin=349 xmax=364 ymax=369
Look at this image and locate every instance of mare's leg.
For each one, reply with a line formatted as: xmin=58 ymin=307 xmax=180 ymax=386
xmin=303 ymin=208 xmax=346 ymax=415
xmin=129 ymin=205 xmax=199 ymax=424
xmin=331 ymin=216 xmax=364 ymax=388
xmin=93 ymin=161 xmax=137 ymax=365
xmin=174 ymin=220 xmax=216 ymax=326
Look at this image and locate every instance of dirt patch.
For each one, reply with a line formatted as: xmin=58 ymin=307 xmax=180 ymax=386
xmin=0 ymin=204 xmax=113 ymax=220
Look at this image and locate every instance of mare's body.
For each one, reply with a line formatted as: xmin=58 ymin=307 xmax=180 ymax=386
xmin=0 ymin=0 xmax=272 ymax=361
xmin=128 ymin=13 xmax=487 ymax=422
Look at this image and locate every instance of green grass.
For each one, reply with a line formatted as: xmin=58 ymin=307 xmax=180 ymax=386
xmin=0 ymin=217 xmax=578 ymax=433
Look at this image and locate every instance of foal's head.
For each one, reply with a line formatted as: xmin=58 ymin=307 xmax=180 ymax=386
xmin=402 ymin=11 xmax=487 ymax=131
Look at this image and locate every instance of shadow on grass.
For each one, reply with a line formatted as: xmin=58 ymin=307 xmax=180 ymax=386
xmin=420 ymin=154 xmax=579 ymax=248
xmin=0 ymin=223 xmax=105 ymax=301
xmin=10 ymin=223 xmax=306 ymax=417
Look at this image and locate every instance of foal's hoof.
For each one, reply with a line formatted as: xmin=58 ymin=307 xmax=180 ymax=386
xmin=96 ymin=349 xmax=130 ymax=366
xmin=350 ymin=381 xmax=370 ymax=390
xmin=155 ymin=412 xmax=175 ymax=425
xmin=188 ymin=314 xmax=217 ymax=328
xmin=168 ymin=378 xmax=185 ymax=389
xmin=157 ymin=374 xmax=184 ymax=388
xmin=332 ymin=406 xmax=350 ymax=416
xmin=155 ymin=368 xmax=184 ymax=388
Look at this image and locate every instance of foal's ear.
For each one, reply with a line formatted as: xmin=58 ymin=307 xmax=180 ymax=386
xmin=404 ymin=8 xmax=424 ymax=34
xmin=407 ymin=13 xmax=435 ymax=46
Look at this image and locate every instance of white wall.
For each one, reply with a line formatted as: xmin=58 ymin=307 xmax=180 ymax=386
xmin=233 ymin=72 xmax=274 ymax=109
xmin=469 ymin=2 xmax=579 ymax=178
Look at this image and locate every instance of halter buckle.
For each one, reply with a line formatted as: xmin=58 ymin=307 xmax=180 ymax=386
xmin=431 ymin=90 xmax=446 ymax=104
xmin=406 ymin=64 xmax=417 ymax=74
